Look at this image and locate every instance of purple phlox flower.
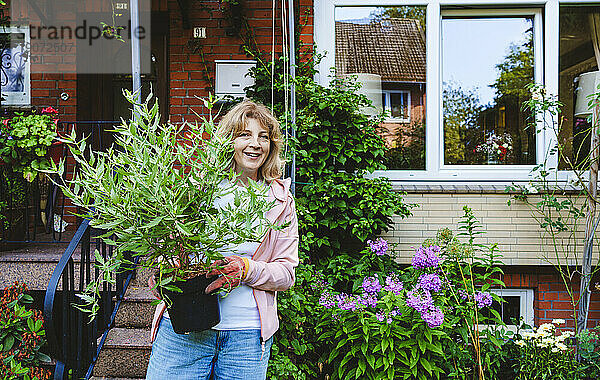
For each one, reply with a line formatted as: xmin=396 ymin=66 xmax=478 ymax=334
xmin=362 ymin=275 xmax=382 ymax=294
xmin=458 ymin=289 xmax=469 ymax=300
xmin=406 ymin=288 xmax=434 ymax=314
xmin=384 ymin=274 xmax=404 ymax=295
xmin=336 ymin=293 xmax=358 ymax=311
xmin=390 ymin=308 xmax=402 ymax=317
xmin=367 ymin=238 xmax=389 ymax=256
xmin=418 ymin=273 xmax=442 ymax=293
xmin=358 ymin=293 xmax=377 ymax=308
xmin=421 ymin=306 xmax=445 ymax=328
xmin=474 ymin=291 xmax=493 ymax=309
xmin=411 ymin=245 xmax=441 ymax=269
xmin=374 ymin=310 xmax=399 ymax=324
xmin=319 ymin=291 xmax=336 ymax=309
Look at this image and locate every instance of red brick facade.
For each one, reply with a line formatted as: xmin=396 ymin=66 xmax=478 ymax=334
xmin=501 ymin=270 xmax=600 ymax=329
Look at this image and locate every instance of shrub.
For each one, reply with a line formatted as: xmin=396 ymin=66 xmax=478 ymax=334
xmin=577 ymin=327 xmax=600 ymax=379
xmin=0 ymin=282 xmax=51 ymax=380
xmin=0 ymin=108 xmax=58 ymax=182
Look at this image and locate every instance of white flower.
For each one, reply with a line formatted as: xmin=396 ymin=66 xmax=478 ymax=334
xmin=515 ymin=340 xmax=526 ymax=347
xmin=525 ymin=183 xmax=539 ymax=194
xmin=521 ymin=331 xmax=535 ymax=340
xmin=539 ymin=323 xmax=554 ymax=331
xmin=556 ymin=342 xmax=568 ymax=351
xmin=552 ymin=319 xmax=565 ymax=325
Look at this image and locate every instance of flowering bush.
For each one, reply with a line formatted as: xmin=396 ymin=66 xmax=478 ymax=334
xmin=0 ymin=107 xmax=59 ymax=182
xmin=316 ymin=206 xmax=517 ymax=380
xmin=318 ymin=267 xmax=447 ymax=380
xmin=514 ymin=320 xmax=578 ymax=379
xmin=0 ymin=282 xmax=52 ymax=380
xmin=474 ymin=132 xmax=513 ymax=163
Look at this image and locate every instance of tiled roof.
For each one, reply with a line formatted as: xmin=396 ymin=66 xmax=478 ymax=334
xmin=335 ymin=19 xmax=426 ymax=83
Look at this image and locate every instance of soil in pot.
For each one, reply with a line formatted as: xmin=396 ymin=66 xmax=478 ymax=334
xmin=162 ymin=274 xmax=220 ymax=334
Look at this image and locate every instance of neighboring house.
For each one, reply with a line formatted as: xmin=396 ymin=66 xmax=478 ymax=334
xmin=2 ymin=0 xmax=600 ymax=346
xmin=335 ymin=18 xmax=426 ymax=129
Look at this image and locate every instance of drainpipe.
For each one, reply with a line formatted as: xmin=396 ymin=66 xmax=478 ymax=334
xmin=130 ymin=0 xmax=142 ymax=118
xmin=287 ymin=0 xmax=296 ymax=196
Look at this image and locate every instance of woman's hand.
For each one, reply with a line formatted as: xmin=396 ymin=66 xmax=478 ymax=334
xmin=205 ymin=256 xmax=248 ymax=294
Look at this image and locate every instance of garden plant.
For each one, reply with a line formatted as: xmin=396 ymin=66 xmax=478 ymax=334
xmin=0 ymin=107 xmax=59 ymax=182
xmin=0 ymin=282 xmax=51 ymax=380
xmin=44 ymin=91 xmax=280 ymax=318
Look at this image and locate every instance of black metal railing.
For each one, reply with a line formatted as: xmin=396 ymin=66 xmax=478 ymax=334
xmin=0 ymin=120 xmax=119 ymax=245
xmin=43 ymin=217 xmax=137 ymax=379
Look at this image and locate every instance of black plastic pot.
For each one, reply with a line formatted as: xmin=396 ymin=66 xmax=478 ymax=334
xmin=162 ymin=274 xmax=220 ymax=334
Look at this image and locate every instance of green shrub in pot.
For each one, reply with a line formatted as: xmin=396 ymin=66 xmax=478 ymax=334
xmin=44 ymin=91 xmax=280 ymax=318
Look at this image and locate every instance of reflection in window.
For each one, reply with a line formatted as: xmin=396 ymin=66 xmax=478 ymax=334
xmin=558 ymin=6 xmax=600 ymax=170
xmin=335 ymin=6 xmax=426 ymax=170
xmin=442 ymin=17 xmax=535 ymax=165
xmin=383 ymin=90 xmax=410 ymax=121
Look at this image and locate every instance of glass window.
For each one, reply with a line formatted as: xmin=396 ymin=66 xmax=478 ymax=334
xmin=558 ymin=6 xmax=600 ymax=170
xmin=383 ymin=90 xmax=411 ymax=121
xmin=335 ymin=6 xmax=426 ymax=170
xmin=478 ymin=289 xmax=534 ymax=330
xmin=442 ymin=16 xmax=536 ymax=165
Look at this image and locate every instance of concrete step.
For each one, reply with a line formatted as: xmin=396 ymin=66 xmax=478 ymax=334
xmin=114 ymin=286 xmax=155 ymax=328
xmin=93 ymin=327 xmax=151 ymax=378
xmin=0 ymin=239 xmax=78 ymax=290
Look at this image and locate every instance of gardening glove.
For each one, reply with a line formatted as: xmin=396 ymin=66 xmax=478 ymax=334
xmin=205 ymin=255 xmax=249 ymax=294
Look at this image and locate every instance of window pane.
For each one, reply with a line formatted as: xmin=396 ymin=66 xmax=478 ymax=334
xmin=335 ymin=6 xmax=426 ymax=170
xmin=482 ymin=295 xmax=521 ymax=325
xmin=558 ymin=6 xmax=599 ymax=170
xmin=442 ymin=16 xmax=536 ymax=165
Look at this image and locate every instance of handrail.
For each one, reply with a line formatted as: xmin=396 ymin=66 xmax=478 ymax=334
xmin=43 ymin=217 xmax=137 ymax=379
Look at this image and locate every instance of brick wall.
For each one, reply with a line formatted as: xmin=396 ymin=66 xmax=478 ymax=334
xmin=166 ymin=0 xmax=314 ymax=123
xmin=501 ymin=270 xmax=600 ymax=329
xmin=382 ymin=192 xmax=592 ymax=266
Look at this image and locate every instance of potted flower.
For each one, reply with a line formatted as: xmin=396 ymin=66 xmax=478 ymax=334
xmin=474 ymin=132 xmax=513 ymax=164
xmin=0 ymin=106 xmax=59 ymax=182
xmin=45 ymin=92 xmax=279 ymax=333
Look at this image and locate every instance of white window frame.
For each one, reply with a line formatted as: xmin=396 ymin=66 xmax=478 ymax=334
xmin=314 ymin=0 xmax=597 ymax=184
xmin=0 ymin=26 xmax=31 ymax=106
xmin=489 ymin=288 xmax=535 ymax=330
xmin=382 ymin=90 xmax=411 ymax=122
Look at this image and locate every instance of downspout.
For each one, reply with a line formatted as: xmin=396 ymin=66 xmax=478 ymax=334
xmin=130 ymin=0 xmax=142 ymax=119
xmin=287 ymin=0 xmax=296 ymax=196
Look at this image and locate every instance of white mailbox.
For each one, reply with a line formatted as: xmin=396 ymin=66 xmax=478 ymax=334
xmin=215 ymin=60 xmax=256 ymax=97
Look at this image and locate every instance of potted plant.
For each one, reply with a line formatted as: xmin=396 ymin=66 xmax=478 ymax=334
xmin=0 ymin=107 xmax=59 ymax=182
xmin=45 ymin=92 xmax=279 ymax=332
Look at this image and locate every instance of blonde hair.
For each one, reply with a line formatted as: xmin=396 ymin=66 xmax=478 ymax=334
xmin=217 ymin=100 xmax=284 ymax=181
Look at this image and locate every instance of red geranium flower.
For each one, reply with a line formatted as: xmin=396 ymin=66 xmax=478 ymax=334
xmin=41 ymin=106 xmax=59 ymax=114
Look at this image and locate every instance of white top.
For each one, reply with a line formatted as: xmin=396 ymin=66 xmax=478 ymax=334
xmin=163 ymin=180 xmax=266 ymax=330
xmin=212 ymin=180 xmax=264 ymax=330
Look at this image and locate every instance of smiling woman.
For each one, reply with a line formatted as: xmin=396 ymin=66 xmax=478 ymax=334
xmin=146 ymin=99 xmax=298 ymax=380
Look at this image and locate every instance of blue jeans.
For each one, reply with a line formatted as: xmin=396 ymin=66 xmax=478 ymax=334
xmin=145 ymin=316 xmax=272 ymax=380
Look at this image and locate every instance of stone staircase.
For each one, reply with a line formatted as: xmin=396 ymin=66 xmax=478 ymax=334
xmin=90 ymin=268 xmax=155 ymax=379
xmin=0 ymin=240 xmax=155 ymax=379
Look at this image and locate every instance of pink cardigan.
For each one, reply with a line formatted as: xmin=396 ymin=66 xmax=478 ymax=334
xmin=150 ymin=178 xmax=300 ymax=342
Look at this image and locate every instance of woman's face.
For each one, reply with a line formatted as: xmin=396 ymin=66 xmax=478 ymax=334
xmin=232 ymin=118 xmax=271 ymax=181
